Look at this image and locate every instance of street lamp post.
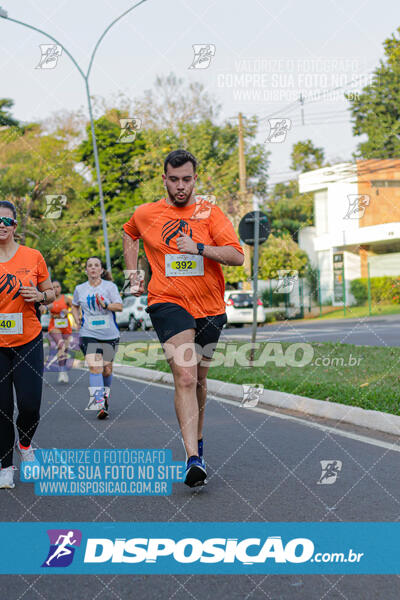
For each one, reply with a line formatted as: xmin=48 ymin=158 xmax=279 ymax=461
xmin=0 ymin=1 xmax=148 ymax=273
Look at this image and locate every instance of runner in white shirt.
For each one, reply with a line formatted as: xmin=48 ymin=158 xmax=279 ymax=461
xmin=72 ymin=257 xmax=123 ymax=419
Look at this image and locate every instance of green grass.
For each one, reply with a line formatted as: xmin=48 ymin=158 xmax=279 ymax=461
xmin=118 ymin=340 xmax=400 ymax=416
xmin=307 ymin=303 xmax=400 ymax=320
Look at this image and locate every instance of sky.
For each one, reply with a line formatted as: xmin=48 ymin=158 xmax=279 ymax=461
xmin=0 ymin=0 xmax=398 ymax=187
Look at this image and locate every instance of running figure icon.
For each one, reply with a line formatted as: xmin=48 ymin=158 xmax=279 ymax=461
xmin=45 ymin=531 xmax=77 ymax=566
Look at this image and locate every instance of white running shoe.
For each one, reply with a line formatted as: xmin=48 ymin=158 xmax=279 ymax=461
xmin=0 ymin=466 xmax=16 ymax=489
xmin=15 ymin=442 xmax=35 ymax=462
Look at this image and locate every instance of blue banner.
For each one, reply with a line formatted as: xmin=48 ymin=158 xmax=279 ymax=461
xmin=0 ymin=522 xmax=398 ymax=574
xmin=20 ymin=449 xmax=185 ymax=496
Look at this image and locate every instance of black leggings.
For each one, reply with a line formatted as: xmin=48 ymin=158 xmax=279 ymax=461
xmin=0 ymin=333 xmax=44 ymax=468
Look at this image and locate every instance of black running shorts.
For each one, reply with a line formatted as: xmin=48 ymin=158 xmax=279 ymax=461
xmin=79 ymin=337 xmax=119 ymax=362
xmin=146 ymin=302 xmax=227 ymax=358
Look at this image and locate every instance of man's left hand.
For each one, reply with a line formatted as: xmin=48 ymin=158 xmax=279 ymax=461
xmin=176 ymin=232 xmax=198 ymax=254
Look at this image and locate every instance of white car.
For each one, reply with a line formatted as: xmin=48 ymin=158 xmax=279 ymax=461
xmin=224 ymin=291 xmax=266 ymax=327
xmin=116 ymin=295 xmax=152 ymax=331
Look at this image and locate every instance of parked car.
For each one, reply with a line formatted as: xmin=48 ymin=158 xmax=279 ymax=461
xmin=116 ymin=295 xmax=152 ymax=331
xmin=224 ymin=291 xmax=266 ymax=327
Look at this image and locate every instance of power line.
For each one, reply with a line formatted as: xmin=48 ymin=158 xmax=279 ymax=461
xmin=302 ymin=74 xmax=371 ymax=105
xmin=289 ymin=118 xmax=352 ymax=127
xmin=256 ymin=73 xmax=372 ymax=123
xmin=257 ymin=101 xmax=301 ymax=123
xmin=267 ymin=157 xmax=400 ymax=189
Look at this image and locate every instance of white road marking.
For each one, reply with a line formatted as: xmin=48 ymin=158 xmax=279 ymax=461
xmin=114 ymin=373 xmax=400 ymax=454
xmin=224 ymin=331 xmax=351 ymax=340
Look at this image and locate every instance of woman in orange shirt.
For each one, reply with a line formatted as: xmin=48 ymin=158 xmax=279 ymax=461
xmin=47 ymin=281 xmax=73 ymax=384
xmin=0 ymin=200 xmax=55 ymax=490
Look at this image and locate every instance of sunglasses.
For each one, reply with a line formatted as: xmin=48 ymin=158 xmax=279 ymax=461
xmin=0 ymin=216 xmax=17 ymax=227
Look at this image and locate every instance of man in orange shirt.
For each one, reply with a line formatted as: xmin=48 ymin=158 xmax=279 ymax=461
xmin=123 ymin=149 xmax=244 ymax=488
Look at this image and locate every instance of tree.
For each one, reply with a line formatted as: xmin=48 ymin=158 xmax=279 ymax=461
xmin=132 ymin=73 xmax=220 ymax=131
xmin=76 ymin=108 xmax=145 ymax=214
xmin=222 ymin=263 xmax=247 ymax=286
xmin=258 ymin=234 xmax=308 ymax=279
xmin=135 ymin=116 xmax=268 ymax=212
xmin=0 ymin=125 xmax=87 ymax=239
xmin=42 ymin=107 xmax=88 ymax=146
xmin=290 ymin=139 xmax=325 ymax=173
xmin=0 ymin=112 xmax=89 ymax=288
xmin=266 ymin=139 xmax=323 ymax=241
xmin=81 ymin=75 xmax=268 ymax=212
xmin=75 ymin=108 xmax=148 ymax=285
xmin=266 ymin=180 xmax=313 ymax=242
xmin=347 ymin=27 xmax=400 ymax=158
xmin=0 ymin=75 xmax=270 ymax=290
xmin=0 ymin=99 xmax=20 ymax=129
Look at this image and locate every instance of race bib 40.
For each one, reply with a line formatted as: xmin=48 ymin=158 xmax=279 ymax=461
xmin=0 ymin=312 xmax=23 ymax=335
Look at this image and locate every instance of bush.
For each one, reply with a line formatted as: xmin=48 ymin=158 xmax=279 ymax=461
xmin=258 ymin=234 xmax=308 ymax=279
xmin=274 ymin=310 xmax=288 ymax=321
xmin=350 ymin=279 xmax=368 ymax=305
xmin=305 ymin=263 xmax=319 ymax=301
xmin=261 ymin=288 xmax=287 ymax=307
xmin=264 ymin=312 xmax=276 ymax=324
xmin=322 ymin=297 xmax=333 ymax=306
xmin=350 ymin=276 xmax=400 ymax=305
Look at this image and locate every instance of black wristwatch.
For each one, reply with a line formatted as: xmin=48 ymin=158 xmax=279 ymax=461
xmin=197 ymin=243 xmax=205 ymax=256
xmin=40 ymin=291 xmax=47 ymax=304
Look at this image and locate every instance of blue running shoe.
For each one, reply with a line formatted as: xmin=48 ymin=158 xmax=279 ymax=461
xmin=198 ymin=438 xmax=205 ymax=469
xmin=184 ymin=455 xmax=207 ymax=488
xmin=181 ymin=438 xmax=206 ymax=467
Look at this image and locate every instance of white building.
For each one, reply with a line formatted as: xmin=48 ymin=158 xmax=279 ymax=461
xmin=298 ymin=160 xmax=400 ymax=305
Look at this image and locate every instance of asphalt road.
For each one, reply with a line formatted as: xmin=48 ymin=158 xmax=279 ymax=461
xmin=120 ymin=313 xmax=400 ymax=348
xmin=1 ymin=367 xmax=400 ymax=599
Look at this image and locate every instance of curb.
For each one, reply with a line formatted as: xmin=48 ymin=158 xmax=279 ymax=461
xmin=112 ymin=364 xmax=400 ymax=438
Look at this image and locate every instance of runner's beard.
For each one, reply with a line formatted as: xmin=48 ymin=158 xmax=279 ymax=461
xmin=166 ymin=185 xmax=195 ymax=206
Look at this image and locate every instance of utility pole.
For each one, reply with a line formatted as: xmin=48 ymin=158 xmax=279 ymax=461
xmin=238 ymin=112 xmax=247 ymax=196
xmin=238 ymin=113 xmax=253 ymax=290
xmin=299 ymin=93 xmax=305 ymax=126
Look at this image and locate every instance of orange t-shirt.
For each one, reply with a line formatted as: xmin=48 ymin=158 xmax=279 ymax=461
xmin=0 ymin=245 xmax=49 ymax=347
xmin=123 ymin=198 xmax=244 ymax=318
xmin=48 ymin=294 xmax=72 ymax=334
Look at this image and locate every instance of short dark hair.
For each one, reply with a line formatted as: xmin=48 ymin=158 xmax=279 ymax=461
xmin=164 ymin=149 xmax=197 ymax=174
xmin=0 ymin=200 xmax=17 ymax=220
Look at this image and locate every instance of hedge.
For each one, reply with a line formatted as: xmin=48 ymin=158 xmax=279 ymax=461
xmin=350 ymin=276 xmax=400 ymax=305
